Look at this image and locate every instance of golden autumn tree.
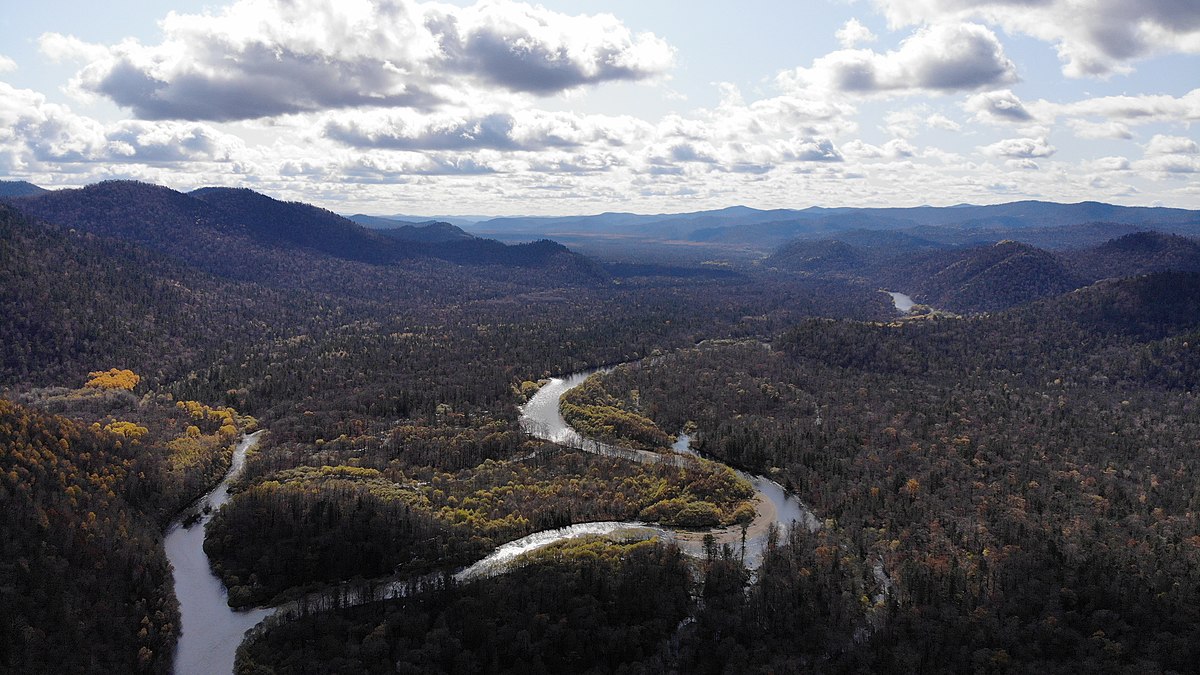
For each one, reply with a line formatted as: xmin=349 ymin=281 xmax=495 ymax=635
xmin=85 ymin=368 xmax=140 ymax=391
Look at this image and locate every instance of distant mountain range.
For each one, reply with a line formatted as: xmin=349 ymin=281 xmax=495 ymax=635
xmin=1 ymin=181 xmax=601 ymax=284
xmin=466 ymin=200 xmax=1200 ymax=249
xmin=768 ymin=230 xmax=1200 ymax=313
xmin=6 ymin=178 xmax=1200 ymax=315
xmin=0 ymin=181 xmax=49 ymax=198
xmin=348 ymin=214 xmax=476 ymax=243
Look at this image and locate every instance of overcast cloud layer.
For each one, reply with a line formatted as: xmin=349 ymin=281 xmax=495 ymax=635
xmin=2 ymin=0 xmax=1199 ymax=213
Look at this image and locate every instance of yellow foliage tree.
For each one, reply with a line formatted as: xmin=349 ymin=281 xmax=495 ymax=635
xmin=104 ymin=421 xmax=149 ymax=439
xmin=85 ymin=369 xmax=140 ymax=391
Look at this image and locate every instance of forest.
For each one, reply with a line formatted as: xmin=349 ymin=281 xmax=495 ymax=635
xmin=3 ymin=182 xmax=1200 ymax=673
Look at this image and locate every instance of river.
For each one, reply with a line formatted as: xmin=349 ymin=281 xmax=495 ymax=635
xmin=887 ymin=291 xmax=915 ymax=312
xmin=168 ymin=364 xmax=826 ymax=673
xmin=519 ymin=370 xmax=819 ymax=563
xmin=164 ymin=432 xmax=271 ymax=675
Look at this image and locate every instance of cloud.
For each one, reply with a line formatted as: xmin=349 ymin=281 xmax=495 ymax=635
xmin=836 ymin=18 xmax=878 ymax=48
xmin=875 ymin=0 xmax=1200 ymax=77
xmin=965 ymin=89 xmax=1032 ymax=123
xmin=781 ymin=22 xmax=1016 ymax=96
xmin=1136 ymin=155 xmax=1200 ymax=175
xmin=0 ymin=82 xmax=245 ymax=168
xmin=0 ymin=56 xmax=16 ymax=73
xmin=1068 ymin=120 xmax=1132 ymax=140
xmin=843 ymin=138 xmax=917 ymax=159
xmin=43 ymin=0 xmax=674 ymax=121
xmin=982 ymin=136 xmax=1056 ymax=158
xmin=1055 ymin=89 xmax=1200 ymax=123
xmin=104 ymin=121 xmax=245 ymax=162
xmin=0 ymin=83 xmax=107 ymax=163
xmin=1145 ymin=134 xmax=1199 ymax=156
xmin=926 ymin=113 xmax=961 ymax=131
xmin=323 ymin=108 xmax=650 ymax=151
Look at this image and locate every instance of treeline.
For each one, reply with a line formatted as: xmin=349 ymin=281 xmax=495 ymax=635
xmin=236 ymin=525 xmax=886 ymax=674
xmin=206 ymin=445 xmax=755 ymax=606
xmin=564 ymin=272 xmax=1200 ymax=671
xmin=0 ymin=399 xmax=177 ymax=674
xmin=236 ymin=538 xmax=693 ymax=674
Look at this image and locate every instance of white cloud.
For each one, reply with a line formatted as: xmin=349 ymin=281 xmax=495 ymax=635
xmin=964 ymin=89 xmax=1032 ymax=124
xmin=836 ymin=18 xmax=878 ymax=48
xmin=0 ymin=82 xmax=247 ymax=169
xmin=1067 ymin=119 xmax=1132 ymax=140
xmin=1145 ymin=134 xmax=1200 ymax=156
xmin=1048 ymin=89 xmax=1200 ymax=123
xmin=0 ymin=55 xmax=16 ymax=73
xmin=875 ymin=0 xmax=1200 ymax=77
xmin=781 ymin=22 xmax=1016 ymax=96
xmin=843 ymin=138 xmax=917 ymax=160
xmin=322 ymin=108 xmax=650 ymax=151
xmin=982 ymin=136 xmax=1056 ymax=159
xmin=1136 ymin=155 xmax=1200 ymax=175
xmin=926 ymin=113 xmax=961 ymax=131
xmin=1088 ymin=156 xmax=1132 ymax=172
xmin=43 ymin=0 xmax=674 ymax=121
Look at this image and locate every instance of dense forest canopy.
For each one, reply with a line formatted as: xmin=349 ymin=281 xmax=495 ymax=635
xmin=3 ymin=182 xmax=1200 ymax=673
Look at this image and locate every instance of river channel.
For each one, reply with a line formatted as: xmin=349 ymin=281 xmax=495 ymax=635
xmin=164 ymin=431 xmax=271 ymax=675
xmin=168 ymin=365 xmax=823 ymax=673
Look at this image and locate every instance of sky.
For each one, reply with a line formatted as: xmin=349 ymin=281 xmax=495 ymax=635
xmin=1 ymin=0 xmax=1198 ymax=216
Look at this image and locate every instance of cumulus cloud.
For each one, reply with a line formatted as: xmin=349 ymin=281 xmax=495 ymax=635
xmin=965 ymin=89 xmax=1033 ymax=123
xmin=1137 ymin=154 xmax=1200 ymax=175
xmin=982 ymin=136 xmax=1056 ymax=159
xmin=0 ymin=82 xmax=245 ymax=169
xmin=780 ymin=22 xmax=1016 ymax=96
xmin=875 ymin=0 xmax=1200 ymax=77
xmin=843 ymin=138 xmax=917 ymax=160
xmin=836 ymin=18 xmax=878 ymax=48
xmin=43 ymin=0 xmax=674 ymax=121
xmin=1145 ymin=135 xmax=1199 ymax=156
xmin=0 ymin=55 xmax=16 ymax=73
xmin=1052 ymin=89 xmax=1200 ymax=123
xmin=323 ymin=108 xmax=650 ymax=151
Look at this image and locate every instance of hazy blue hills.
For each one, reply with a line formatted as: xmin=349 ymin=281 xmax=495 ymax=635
xmin=349 ymin=214 xmax=476 ymax=243
xmin=470 ymin=200 xmax=1200 ymax=249
xmin=768 ymin=228 xmax=1200 ymax=314
xmin=6 ymin=180 xmax=598 ymax=278
xmin=0 ymin=181 xmax=48 ymax=198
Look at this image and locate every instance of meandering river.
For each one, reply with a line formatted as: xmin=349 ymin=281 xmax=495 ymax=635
xmin=164 ymin=431 xmax=271 ymax=675
xmin=168 ymin=364 xmax=825 ymax=673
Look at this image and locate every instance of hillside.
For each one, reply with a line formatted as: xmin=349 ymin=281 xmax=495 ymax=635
xmin=351 ymin=214 xmax=482 ymax=244
xmin=898 ymin=241 xmax=1082 ymax=312
xmin=190 ymin=187 xmax=398 ymax=263
xmin=0 ymin=180 xmax=48 ymax=198
xmin=1068 ymin=231 xmax=1200 ymax=281
xmin=766 ymin=239 xmax=871 ymax=277
xmin=7 ymin=180 xmax=605 ymax=292
xmin=0 ymin=204 xmax=301 ymax=387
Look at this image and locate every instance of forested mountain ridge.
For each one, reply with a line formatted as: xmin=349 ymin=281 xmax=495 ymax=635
xmin=190 ymin=186 xmax=399 ymax=263
xmin=897 ymin=240 xmax=1084 ymax=312
xmin=5 ymin=180 xmax=604 ymax=283
xmin=0 ymin=203 xmax=305 ymax=388
xmin=768 ymin=230 xmax=1200 ymax=314
xmin=0 ymin=180 xmax=48 ymax=198
xmin=349 ymin=214 xmax=476 ymax=243
xmin=471 ymin=199 xmax=1200 ymax=249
